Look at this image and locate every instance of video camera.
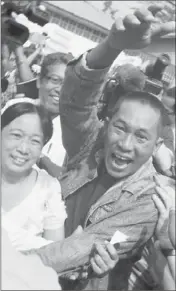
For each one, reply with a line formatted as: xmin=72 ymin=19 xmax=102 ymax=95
xmin=1 ymin=2 xmax=49 ymax=92
xmin=2 ymin=2 xmax=48 ymax=46
xmin=144 ymin=53 xmax=171 ymax=97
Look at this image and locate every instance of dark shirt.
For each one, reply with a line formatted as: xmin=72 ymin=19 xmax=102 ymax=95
xmin=65 ymin=164 xmax=116 ymax=237
xmin=17 ymin=78 xmax=38 ymax=99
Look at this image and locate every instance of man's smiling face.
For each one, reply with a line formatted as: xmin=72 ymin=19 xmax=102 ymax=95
xmin=104 ymin=97 xmax=162 ymax=179
xmin=38 ymin=62 xmax=66 ymax=116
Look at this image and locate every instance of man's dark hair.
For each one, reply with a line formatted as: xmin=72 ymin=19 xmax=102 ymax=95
xmin=40 ymin=52 xmax=70 ymax=80
xmin=1 ymin=102 xmax=53 ymax=145
xmin=109 ymin=91 xmax=168 ymax=137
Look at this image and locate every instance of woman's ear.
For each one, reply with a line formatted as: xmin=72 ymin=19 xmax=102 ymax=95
xmin=36 ymin=77 xmax=40 ymax=89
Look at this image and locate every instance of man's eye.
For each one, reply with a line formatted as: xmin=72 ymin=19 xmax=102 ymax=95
xmin=116 ymin=126 xmax=125 ymax=131
xmin=136 ymin=135 xmax=147 ymax=143
xmin=51 ymin=78 xmax=58 ymax=82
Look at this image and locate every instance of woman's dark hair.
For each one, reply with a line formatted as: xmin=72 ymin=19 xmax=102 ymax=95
xmin=1 ymin=102 xmax=53 ymax=145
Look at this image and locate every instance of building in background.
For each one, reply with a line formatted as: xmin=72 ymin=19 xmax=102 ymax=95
xmin=42 ymin=1 xmax=113 ymax=43
xmin=10 ymin=0 xmax=176 ymax=83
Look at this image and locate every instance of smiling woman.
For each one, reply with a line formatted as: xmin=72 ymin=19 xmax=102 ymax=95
xmin=1 ymin=98 xmax=67 ymax=252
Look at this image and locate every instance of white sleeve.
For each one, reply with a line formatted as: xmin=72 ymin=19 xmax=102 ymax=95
xmin=43 ymin=179 xmax=67 ymax=230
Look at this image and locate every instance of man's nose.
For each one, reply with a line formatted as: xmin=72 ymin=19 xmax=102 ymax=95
xmin=119 ymin=134 xmax=133 ymax=152
xmin=53 ymin=86 xmax=61 ymax=94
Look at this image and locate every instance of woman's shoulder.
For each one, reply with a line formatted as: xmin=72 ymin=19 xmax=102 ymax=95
xmin=34 ymin=168 xmax=61 ymax=195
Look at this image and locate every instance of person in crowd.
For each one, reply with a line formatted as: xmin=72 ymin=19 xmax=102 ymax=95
xmin=14 ymin=52 xmax=70 ymax=174
xmin=36 ymin=52 xmax=69 ymax=172
xmin=154 ymin=84 xmax=175 ymax=178
xmin=145 ymin=177 xmax=175 ymax=290
xmin=28 ymin=4 xmax=175 ymax=290
xmin=1 ymin=98 xmax=119 ymax=280
xmin=128 ymin=173 xmax=175 ymax=290
xmin=162 ymin=85 xmax=175 ymax=152
xmin=1 ymin=98 xmax=67 ymax=252
xmin=16 ymin=44 xmax=43 ymax=97
xmin=1 ymin=41 xmax=35 ymax=105
xmin=98 ymin=63 xmax=174 ymax=179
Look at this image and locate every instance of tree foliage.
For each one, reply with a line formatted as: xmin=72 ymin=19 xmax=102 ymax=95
xmin=102 ymin=0 xmax=118 ymax=19
xmin=102 ymin=1 xmax=175 ymax=21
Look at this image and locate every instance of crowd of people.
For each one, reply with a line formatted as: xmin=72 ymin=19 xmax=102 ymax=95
xmin=1 ymin=3 xmax=175 ymax=290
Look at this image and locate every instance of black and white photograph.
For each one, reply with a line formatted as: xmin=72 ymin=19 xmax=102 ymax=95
xmin=1 ymin=1 xmax=175 ymax=290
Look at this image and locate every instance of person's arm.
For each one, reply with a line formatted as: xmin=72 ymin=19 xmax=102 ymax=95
xmin=1 ymin=43 xmax=11 ymax=73
xmin=60 ymin=50 xmax=108 ymax=161
xmin=148 ymin=181 xmax=176 ymax=289
xmin=60 ymin=3 xmax=175 ymax=162
xmin=27 ymin=47 xmax=41 ymax=66
xmin=147 ymin=240 xmax=175 ymax=291
xmin=15 ymin=45 xmax=34 ymax=82
xmin=31 ymin=193 xmax=157 ymax=274
xmin=43 ymin=225 xmax=65 ymax=242
xmin=38 ymin=155 xmax=64 ymax=178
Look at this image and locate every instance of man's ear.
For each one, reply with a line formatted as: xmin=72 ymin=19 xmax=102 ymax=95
xmin=153 ymin=137 xmax=164 ymax=156
xmin=103 ymin=117 xmax=110 ymax=137
xmin=104 ymin=117 xmax=110 ymax=130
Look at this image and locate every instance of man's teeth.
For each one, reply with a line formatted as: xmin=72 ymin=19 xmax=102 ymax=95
xmin=52 ymin=96 xmax=59 ymax=101
xmin=113 ymin=154 xmax=130 ymax=161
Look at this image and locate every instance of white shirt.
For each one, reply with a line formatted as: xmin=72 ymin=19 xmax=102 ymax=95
xmin=2 ymin=228 xmax=61 ymax=290
xmin=42 ymin=115 xmax=66 ymax=167
xmin=2 ymin=168 xmax=67 ymax=252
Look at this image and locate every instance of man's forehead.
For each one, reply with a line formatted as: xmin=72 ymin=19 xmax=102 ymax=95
xmin=112 ymin=99 xmax=161 ymax=128
xmin=47 ymin=62 xmax=66 ymax=74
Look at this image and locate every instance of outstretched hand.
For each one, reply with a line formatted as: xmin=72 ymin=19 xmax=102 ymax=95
xmin=107 ymin=4 xmax=175 ymax=50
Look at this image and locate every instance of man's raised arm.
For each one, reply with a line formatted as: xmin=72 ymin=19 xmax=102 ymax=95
xmin=60 ymin=3 xmax=174 ymax=160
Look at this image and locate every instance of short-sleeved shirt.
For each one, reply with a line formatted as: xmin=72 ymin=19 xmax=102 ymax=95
xmin=2 ymin=168 xmax=67 ymax=252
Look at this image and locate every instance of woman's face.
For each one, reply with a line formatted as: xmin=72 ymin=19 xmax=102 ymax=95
xmin=2 ymin=113 xmax=44 ymax=177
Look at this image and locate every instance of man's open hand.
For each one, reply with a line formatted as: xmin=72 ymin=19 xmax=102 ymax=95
xmin=107 ymin=4 xmax=175 ymax=50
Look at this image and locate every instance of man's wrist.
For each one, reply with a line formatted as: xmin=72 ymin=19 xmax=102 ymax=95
xmin=86 ymin=37 xmax=122 ymax=70
xmin=106 ymin=35 xmax=123 ymax=53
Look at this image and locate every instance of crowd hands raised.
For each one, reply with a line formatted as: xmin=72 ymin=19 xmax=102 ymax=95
xmin=1 ymin=3 xmax=175 ymax=290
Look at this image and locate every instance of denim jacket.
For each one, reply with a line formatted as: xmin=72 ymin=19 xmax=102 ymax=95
xmin=34 ymin=53 xmax=158 ymax=290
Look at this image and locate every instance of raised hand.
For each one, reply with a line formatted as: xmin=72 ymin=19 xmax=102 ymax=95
xmin=107 ymin=4 xmax=175 ymax=50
